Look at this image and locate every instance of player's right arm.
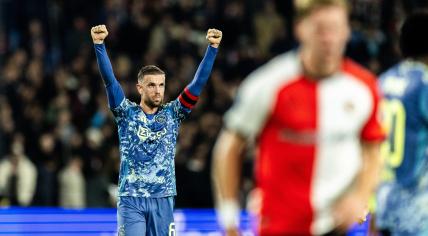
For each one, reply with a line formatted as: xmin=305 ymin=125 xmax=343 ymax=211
xmin=212 ymin=58 xmax=272 ymax=235
xmin=91 ymin=24 xmax=125 ymax=109
xmin=212 ymin=130 xmax=246 ymax=236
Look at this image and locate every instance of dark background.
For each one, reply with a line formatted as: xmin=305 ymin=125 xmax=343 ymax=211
xmin=0 ymin=0 xmax=424 ymax=208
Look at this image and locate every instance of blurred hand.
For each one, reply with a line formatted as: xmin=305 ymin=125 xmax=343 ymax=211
xmin=91 ymin=25 xmax=109 ymax=44
xmin=358 ymin=208 xmax=369 ymax=225
xmin=206 ymin=28 xmax=222 ymax=48
xmin=225 ymin=228 xmax=240 ymax=236
xmin=332 ymin=193 xmax=368 ymax=232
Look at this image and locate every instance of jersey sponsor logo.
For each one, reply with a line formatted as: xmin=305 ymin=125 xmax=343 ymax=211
xmin=137 ymin=126 xmax=167 ymax=142
xmin=278 ymin=128 xmax=354 ymax=144
xmin=279 ymin=128 xmax=316 ymax=145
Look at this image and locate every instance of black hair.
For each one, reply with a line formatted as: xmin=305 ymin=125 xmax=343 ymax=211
xmin=400 ymin=10 xmax=428 ymax=58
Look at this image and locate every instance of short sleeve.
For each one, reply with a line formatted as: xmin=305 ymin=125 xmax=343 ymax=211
xmin=361 ymin=80 xmax=386 ymax=142
xmin=224 ymin=75 xmax=271 ymax=139
xmin=223 ymin=52 xmax=300 ymax=140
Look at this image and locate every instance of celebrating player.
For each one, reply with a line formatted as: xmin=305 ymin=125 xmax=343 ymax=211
xmin=212 ymin=0 xmax=385 ymax=235
xmin=91 ymin=24 xmax=222 ymax=235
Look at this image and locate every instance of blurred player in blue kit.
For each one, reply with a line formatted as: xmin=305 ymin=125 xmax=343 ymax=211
xmin=90 ymin=24 xmax=222 ymax=236
xmin=376 ymin=11 xmax=428 ymax=236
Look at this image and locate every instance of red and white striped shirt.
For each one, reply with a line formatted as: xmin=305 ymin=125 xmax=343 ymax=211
xmin=224 ymin=51 xmax=385 ymax=235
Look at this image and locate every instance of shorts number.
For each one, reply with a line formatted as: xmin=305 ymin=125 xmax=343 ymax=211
xmin=169 ymin=222 xmax=175 ymax=236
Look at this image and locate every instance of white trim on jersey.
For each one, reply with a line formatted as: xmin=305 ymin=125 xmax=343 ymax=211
xmin=224 ymin=51 xmax=301 ymax=140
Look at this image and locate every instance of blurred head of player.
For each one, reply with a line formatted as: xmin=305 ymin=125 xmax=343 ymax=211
xmin=136 ymin=65 xmax=166 ymax=109
xmin=400 ymin=10 xmax=428 ymax=60
xmin=294 ymin=0 xmax=350 ymax=78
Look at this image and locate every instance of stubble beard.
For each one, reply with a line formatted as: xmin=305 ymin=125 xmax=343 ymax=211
xmin=144 ymin=96 xmax=163 ymax=109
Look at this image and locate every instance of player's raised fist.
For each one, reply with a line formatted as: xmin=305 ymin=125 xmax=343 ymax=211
xmin=91 ymin=25 xmax=108 ymax=44
xmin=206 ymin=28 xmax=222 ymax=48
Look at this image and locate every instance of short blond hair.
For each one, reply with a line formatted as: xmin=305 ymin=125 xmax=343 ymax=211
xmin=294 ymin=0 xmax=349 ymax=21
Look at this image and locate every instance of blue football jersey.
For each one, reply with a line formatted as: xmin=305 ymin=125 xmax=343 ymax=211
xmin=112 ymin=98 xmax=190 ymax=198
xmin=93 ymin=43 xmax=218 ymax=199
xmin=376 ymin=60 xmax=428 ymax=233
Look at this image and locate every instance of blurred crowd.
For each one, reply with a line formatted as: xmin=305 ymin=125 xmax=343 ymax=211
xmin=0 ymin=0 xmax=422 ymax=209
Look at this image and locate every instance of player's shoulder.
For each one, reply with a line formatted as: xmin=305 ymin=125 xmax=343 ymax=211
xmin=123 ymin=99 xmax=139 ymax=110
xmin=380 ymin=60 xmax=428 ymax=87
xmin=379 ymin=63 xmax=399 ymax=80
xmin=162 ymin=99 xmax=178 ymax=110
xmin=238 ymin=51 xmax=301 ymax=94
xmin=112 ymin=98 xmax=139 ymax=114
xmin=342 ymin=58 xmax=377 ymax=86
xmin=248 ymin=51 xmax=300 ymax=81
xmin=400 ymin=60 xmax=428 ymax=84
xmin=162 ymin=99 xmax=191 ymax=113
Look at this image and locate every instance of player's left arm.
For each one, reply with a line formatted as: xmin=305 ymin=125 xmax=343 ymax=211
xmin=212 ymin=129 xmax=246 ymax=235
xmin=356 ymin=141 xmax=383 ymax=207
xmin=333 ymin=141 xmax=383 ymax=231
xmin=356 ymin=78 xmax=386 ymax=204
xmin=177 ymin=28 xmax=222 ymax=109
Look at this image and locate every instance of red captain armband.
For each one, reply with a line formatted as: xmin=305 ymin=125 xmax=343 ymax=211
xmin=178 ymin=88 xmax=199 ymax=109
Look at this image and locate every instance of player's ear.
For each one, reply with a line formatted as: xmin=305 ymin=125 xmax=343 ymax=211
xmin=294 ymin=19 xmax=306 ymax=43
xmin=136 ymin=83 xmax=144 ymax=95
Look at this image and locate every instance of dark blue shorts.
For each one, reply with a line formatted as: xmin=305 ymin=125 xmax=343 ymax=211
xmin=117 ymin=196 xmax=175 ymax=236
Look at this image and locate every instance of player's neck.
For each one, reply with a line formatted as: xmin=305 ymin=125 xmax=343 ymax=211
xmin=140 ymin=101 xmax=159 ymax=114
xmin=300 ymin=49 xmax=341 ymax=79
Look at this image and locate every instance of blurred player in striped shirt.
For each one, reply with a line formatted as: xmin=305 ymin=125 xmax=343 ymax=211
xmin=212 ymin=0 xmax=385 ymax=235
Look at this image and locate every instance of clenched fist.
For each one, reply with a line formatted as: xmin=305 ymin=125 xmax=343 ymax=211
xmin=206 ymin=28 xmax=222 ymax=48
xmin=91 ymin=25 xmax=109 ymax=44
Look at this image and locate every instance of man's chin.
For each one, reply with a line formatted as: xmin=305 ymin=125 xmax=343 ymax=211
xmin=146 ymin=100 xmax=162 ymax=108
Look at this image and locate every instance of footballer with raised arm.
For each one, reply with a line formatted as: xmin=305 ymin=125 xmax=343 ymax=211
xmin=91 ymin=24 xmax=222 ymax=236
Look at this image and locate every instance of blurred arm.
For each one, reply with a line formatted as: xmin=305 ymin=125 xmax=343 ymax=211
xmin=355 ymin=142 xmax=382 ymax=202
xmin=212 ymin=129 xmax=246 ymax=230
xmin=333 ymin=141 xmax=382 ymax=230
